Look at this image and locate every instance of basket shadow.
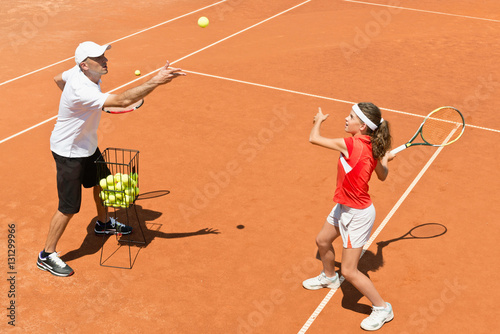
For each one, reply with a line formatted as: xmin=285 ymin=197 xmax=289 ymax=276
xmin=61 ymin=203 xmax=220 ymax=262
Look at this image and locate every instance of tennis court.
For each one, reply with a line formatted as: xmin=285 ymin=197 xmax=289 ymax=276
xmin=1 ymin=0 xmax=499 ymax=333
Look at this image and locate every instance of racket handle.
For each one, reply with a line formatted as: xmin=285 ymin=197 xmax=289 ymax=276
xmin=391 ymin=144 xmax=407 ymax=155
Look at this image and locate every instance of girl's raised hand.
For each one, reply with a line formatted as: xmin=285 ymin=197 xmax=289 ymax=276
xmin=314 ymin=107 xmax=329 ymax=124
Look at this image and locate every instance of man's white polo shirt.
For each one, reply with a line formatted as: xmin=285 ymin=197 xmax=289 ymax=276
xmin=50 ymin=65 xmax=109 ymax=158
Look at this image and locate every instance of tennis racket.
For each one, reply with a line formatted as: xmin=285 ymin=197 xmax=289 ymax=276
xmin=391 ymin=106 xmax=465 ymax=154
xmin=102 ymin=99 xmax=144 ymax=114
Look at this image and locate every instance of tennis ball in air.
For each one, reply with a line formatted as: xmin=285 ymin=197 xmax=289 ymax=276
xmin=198 ymin=16 xmax=209 ymax=28
xmin=135 ymin=70 xmax=141 ymax=76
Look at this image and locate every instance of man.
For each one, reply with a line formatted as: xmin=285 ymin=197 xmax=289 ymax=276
xmin=37 ymin=41 xmax=185 ymax=277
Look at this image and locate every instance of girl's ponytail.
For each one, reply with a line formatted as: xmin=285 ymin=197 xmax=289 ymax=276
xmin=357 ymin=102 xmax=392 ymax=160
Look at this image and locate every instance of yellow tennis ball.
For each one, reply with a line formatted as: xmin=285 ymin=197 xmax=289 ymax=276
xmin=121 ymin=174 xmax=130 ymax=187
xmin=115 ymin=182 xmax=124 ymax=191
xmin=124 ymin=187 xmax=134 ymax=196
xmin=99 ymin=178 xmax=108 ymax=189
xmin=124 ymin=195 xmax=133 ymax=204
xmin=114 ymin=173 xmax=122 ymax=183
xmin=106 ymin=175 xmax=115 ymax=185
xmin=135 ymin=70 xmax=141 ymax=76
xmin=198 ymin=16 xmax=209 ymax=28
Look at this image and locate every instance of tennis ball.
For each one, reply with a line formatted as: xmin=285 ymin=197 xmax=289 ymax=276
xmin=115 ymin=182 xmax=124 ymax=191
xmin=124 ymin=187 xmax=134 ymax=196
xmin=135 ymin=70 xmax=141 ymax=76
xmin=198 ymin=16 xmax=209 ymax=28
xmin=108 ymin=194 xmax=116 ymax=203
xmin=115 ymin=192 xmax=124 ymax=200
xmin=99 ymin=178 xmax=108 ymax=189
xmin=120 ymin=174 xmax=130 ymax=187
xmin=131 ymin=173 xmax=138 ymax=181
xmin=114 ymin=173 xmax=122 ymax=183
xmin=99 ymin=191 xmax=107 ymax=200
xmin=106 ymin=174 xmax=115 ymax=185
xmin=124 ymin=195 xmax=133 ymax=204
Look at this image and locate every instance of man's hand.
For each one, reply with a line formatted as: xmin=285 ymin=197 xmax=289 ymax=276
xmin=151 ymin=61 xmax=186 ymax=85
xmin=103 ymin=61 xmax=186 ymax=109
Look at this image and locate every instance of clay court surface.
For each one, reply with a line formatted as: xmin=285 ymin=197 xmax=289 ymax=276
xmin=1 ymin=0 xmax=499 ymax=333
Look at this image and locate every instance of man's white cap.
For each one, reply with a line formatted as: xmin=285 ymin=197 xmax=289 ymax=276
xmin=75 ymin=41 xmax=111 ymax=64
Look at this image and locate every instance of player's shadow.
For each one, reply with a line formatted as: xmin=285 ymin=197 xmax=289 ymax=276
xmin=61 ymin=191 xmax=220 ymax=262
xmin=325 ymin=223 xmax=448 ymax=315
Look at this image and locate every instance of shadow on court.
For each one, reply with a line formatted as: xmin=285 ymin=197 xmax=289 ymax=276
xmin=323 ymin=223 xmax=448 ymax=315
xmin=61 ymin=191 xmax=220 ymax=263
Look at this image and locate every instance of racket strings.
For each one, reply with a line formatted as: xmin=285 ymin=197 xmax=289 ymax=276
xmin=421 ymin=107 xmax=464 ymax=146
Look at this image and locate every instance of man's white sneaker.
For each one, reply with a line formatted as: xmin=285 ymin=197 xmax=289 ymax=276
xmin=302 ymin=272 xmax=340 ymax=290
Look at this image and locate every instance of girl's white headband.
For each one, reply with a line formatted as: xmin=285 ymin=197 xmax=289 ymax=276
xmin=352 ymin=104 xmax=383 ymax=131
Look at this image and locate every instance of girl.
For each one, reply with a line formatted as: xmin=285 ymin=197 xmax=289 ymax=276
xmin=303 ymin=102 xmax=394 ymax=331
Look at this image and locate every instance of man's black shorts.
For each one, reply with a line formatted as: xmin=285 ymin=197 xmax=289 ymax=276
xmin=52 ymin=148 xmax=105 ymax=214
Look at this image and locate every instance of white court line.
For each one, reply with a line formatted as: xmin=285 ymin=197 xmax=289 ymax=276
xmin=183 ymin=70 xmax=500 ymax=134
xmin=0 ymin=0 xmax=228 ymax=88
xmin=297 ymin=127 xmax=459 ymax=333
xmin=0 ymin=116 xmax=58 ymax=145
xmin=0 ymin=0 xmax=312 ymax=145
xmin=343 ymin=0 xmax=500 ymax=23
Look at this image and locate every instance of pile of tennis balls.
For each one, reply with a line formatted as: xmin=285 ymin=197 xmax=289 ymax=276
xmin=99 ymin=172 xmax=139 ymax=208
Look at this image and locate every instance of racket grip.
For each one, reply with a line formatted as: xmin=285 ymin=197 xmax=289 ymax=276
xmin=391 ymin=144 xmax=407 ymax=155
